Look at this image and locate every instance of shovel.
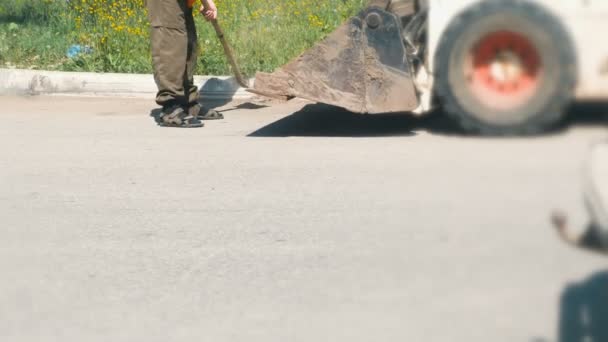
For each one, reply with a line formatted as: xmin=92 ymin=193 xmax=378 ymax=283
xmin=199 ymin=0 xmax=249 ymax=88
xmin=199 ymin=0 xmax=288 ymax=100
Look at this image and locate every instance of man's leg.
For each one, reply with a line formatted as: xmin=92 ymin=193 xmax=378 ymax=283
xmin=184 ymin=10 xmax=223 ymax=120
xmin=148 ymin=0 xmax=202 ymax=126
xmin=148 ymin=0 xmax=187 ymax=107
xmin=185 ymin=9 xmax=200 ymax=106
xmin=151 ymin=26 xmax=187 ymax=107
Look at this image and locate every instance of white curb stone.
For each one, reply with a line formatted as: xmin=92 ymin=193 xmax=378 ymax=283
xmin=0 ymin=68 xmax=255 ymax=100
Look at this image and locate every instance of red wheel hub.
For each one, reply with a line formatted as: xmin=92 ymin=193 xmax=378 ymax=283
xmin=469 ymin=31 xmax=542 ymax=108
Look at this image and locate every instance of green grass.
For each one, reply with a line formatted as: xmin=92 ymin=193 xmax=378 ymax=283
xmin=0 ymin=0 xmax=366 ymax=75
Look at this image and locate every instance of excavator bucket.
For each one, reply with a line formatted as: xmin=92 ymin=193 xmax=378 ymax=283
xmin=251 ymin=0 xmax=419 ymax=114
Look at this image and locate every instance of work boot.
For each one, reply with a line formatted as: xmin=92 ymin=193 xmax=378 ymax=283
xmin=188 ymin=103 xmax=224 ymax=120
xmin=159 ymin=103 xmax=204 ymax=128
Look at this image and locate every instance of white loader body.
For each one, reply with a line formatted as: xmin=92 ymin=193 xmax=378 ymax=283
xmin=426 ymin=0 xmax=608 ymax=108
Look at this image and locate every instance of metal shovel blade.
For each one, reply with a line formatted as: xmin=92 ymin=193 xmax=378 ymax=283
xmin=252 ymin=6 xmax=419 ymax=114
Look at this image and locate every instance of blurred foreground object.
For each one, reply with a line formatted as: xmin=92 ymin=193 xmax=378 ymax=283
xmin=552 ymin=142 xmax=608 ymax=254
xmin=252 ymin=0 xmax=608 ymax=135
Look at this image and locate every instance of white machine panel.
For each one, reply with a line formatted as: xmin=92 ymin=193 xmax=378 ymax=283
xmin=427 ymin=0 xmax=608 ymax=100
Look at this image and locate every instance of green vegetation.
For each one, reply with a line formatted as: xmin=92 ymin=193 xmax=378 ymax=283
xmin=0 ymin=0 xmax=366 ymax=75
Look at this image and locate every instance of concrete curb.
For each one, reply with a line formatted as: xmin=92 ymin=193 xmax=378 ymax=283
xmin=0 ymin=68 xmax=255 ymax=100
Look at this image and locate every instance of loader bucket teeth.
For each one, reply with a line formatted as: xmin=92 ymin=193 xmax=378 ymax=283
xmin=252 ymin=6 xmax=419 ymax=114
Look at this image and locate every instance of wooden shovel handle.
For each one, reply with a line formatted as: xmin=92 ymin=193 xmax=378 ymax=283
xmin=198 ymin=0 xmax=249 ymax=88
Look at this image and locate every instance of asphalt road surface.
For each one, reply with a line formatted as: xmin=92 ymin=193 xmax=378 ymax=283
xmin=1 ymin=95 xmax=608 ymax=342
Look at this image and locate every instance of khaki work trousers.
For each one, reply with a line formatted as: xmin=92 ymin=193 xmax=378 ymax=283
xmin=147 ymin=0 xmax=199 ymax=107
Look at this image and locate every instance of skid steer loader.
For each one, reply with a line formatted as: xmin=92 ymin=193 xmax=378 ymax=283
xmin=252 ymin=0 xmax=608 ymax=135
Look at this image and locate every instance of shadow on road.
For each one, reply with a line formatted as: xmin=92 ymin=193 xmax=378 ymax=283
xmin=217 ymin=101 xmax=269 ymax=113
xmin=198 ymin=77 xmax=240 ymax=109
xmin=248 ymin=102 xmax=608 ymax=138
xmin=149 ymin=108 xmax=163 ymax=124
xmin=558 ymin=270 xmax=608 ymax=342
xmin=563 ymin=102 xmax=608 ymax=129
xmin=248 ymin=103 xmax=419 ymax=137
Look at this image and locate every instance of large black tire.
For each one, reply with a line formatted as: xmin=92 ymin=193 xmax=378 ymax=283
xmin=434 ymin=0 xmax=577 ymax=135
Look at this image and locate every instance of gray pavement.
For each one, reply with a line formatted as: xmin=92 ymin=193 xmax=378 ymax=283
xmin=1 ymin=95 xmax=607 ymax=342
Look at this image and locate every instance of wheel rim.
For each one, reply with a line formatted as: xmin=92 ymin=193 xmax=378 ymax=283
xmin=467 ymin=31 xmax=542 ymax=109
